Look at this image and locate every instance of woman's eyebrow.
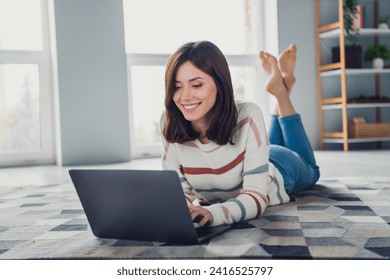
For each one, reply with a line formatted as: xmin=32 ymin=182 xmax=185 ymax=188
xmin=175 ymin=77 xmax=205 ymax=83
xmin=189 ymin=77 xmax=204 ymax=82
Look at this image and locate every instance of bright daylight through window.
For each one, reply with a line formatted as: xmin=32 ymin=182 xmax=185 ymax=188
xmin=0 ymin=0 xmax=54 ymax=166
xmin=123 ymin=0 xmax=260 ymax=158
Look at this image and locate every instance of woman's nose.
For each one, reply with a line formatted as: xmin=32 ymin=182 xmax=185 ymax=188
xmin=181 ymin=87 xmax=192 ymax=100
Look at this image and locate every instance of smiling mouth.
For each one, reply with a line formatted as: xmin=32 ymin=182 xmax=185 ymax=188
xmin=182 ymin=103 xmax=200 ymax=111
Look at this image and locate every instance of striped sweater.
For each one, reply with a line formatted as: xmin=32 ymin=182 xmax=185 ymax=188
xmin=161 ymin=101 xmax=290 ymax=226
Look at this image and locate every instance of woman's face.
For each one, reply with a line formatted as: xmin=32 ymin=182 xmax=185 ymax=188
xmin=173 ymin=61 xmax=217 ymax=130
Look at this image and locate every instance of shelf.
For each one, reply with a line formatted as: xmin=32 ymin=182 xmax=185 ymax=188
xmin=321 ymin=97 xmax=343 ymax=105
xmin=322 ymin=102 xmax=390 ymax=110
xmin=323 ymin=137 xmax=390 ymax=144
xmin=319 ymin=27 xmax=390 ymax=39
xmin=316 ymin=0 xmax=389 ymax=151
xmin=319 ymin=63 xmax=341 ymax=72
xmin=318 ymin=22 xmax=341 ymax=34
xmin=320 ymin=68 xmax=390 ymax=77
xmin=322 ymin=132 xmax=344 ymax=138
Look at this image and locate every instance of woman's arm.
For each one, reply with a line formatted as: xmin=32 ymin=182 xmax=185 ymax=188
xmin=204 ymin=103 xmax=271 ymax=226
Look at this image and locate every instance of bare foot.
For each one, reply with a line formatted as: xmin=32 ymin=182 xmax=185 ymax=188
xmin=259 ymin=51 xmax=288 ymax=97
xmin=278 ymin=44 xmax=297 ymax=93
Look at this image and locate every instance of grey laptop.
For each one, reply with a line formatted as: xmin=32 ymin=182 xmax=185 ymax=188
xmin=69 ymin=169 xmax=231 ymax=244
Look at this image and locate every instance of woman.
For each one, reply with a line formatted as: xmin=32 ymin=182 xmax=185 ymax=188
xmin=161 ymin=41 xmax=320 ymax=227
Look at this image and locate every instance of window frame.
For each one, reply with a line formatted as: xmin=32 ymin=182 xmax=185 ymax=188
xmin=0 ymin=0 xmax=56 ymax=167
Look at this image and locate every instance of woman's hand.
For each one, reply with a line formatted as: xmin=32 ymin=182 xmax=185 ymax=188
xmin=188 ymin=204 xmax=214 ymax=226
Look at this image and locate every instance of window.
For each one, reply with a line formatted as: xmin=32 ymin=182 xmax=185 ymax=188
xmin=123 ymin=0 xmax=265 ymax=158
xmin=0 ymin=0 xmax=55 ymax=166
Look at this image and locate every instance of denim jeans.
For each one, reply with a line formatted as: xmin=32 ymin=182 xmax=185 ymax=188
xmin=268 ymin=114 xmax=320 ymax=195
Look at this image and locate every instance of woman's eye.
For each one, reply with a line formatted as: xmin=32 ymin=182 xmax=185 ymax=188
xmin=193 ymin=84 xmax=202 ymax=88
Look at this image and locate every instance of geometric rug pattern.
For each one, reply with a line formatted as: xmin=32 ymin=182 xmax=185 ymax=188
xmin=1 ymin=177 xmax=390 ymax=259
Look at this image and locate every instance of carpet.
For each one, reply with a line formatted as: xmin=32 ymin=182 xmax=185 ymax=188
xmin=0 ymin=177 xmax=389 ymax=259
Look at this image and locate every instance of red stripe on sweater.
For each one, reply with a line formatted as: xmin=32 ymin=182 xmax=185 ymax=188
xmin=244 ymin=193 xmax=262 ymax=218
xmin=241 ymin=189 xmax=269 ymax=205
xmin=233 ymin=117 xmax=262 ymax=147
xmin=181 ymin=152 xmax=245 ymax=175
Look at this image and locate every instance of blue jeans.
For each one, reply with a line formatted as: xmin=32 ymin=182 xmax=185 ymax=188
xmin=268 ymin=114 xmax=320 ymax=195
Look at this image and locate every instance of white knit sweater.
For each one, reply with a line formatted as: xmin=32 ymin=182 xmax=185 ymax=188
xmin=161 ymin=101 xmax=290 ymax=226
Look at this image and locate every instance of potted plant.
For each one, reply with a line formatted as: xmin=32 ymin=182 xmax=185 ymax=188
xmin=378 ymin=16 xmax=389 ymax=29
xmin=364 ymin=43 xmax=390 ymax=69
xmin=343 ymin=0 xmax=360 ymax=43
xmin=332 ymin=0 xmax=362 ymax=68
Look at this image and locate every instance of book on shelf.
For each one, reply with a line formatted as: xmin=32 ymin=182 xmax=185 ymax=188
xmin=353 ymin=5 xmax=365 ymax=29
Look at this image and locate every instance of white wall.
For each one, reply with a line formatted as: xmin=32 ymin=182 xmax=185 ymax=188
xmin=276 ymin=0 xmax=319 ymax=149
xmin=54 ymin=0 xmax=131 ymax=165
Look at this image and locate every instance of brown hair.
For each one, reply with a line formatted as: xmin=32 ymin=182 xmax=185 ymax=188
xmin=163 ymin=41 xmax=238 ymax=145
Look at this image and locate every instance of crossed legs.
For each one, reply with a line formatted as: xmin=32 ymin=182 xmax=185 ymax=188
xmin=259 ymin=45 xmax=320 ymax=194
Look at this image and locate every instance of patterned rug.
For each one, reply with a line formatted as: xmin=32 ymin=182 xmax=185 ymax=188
xmin=0 ymin=177 xmax=389 ymax=259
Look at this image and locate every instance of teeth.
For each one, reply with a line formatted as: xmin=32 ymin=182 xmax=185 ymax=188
xmin=184 ymin=104 xmax=198 ymax=110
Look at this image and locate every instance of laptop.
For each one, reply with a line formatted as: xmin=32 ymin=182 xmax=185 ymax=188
xmin=69 ymin=169 xmax=231 ymax=244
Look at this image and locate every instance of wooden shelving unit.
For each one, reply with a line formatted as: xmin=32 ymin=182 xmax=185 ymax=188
xmin=315 ymin=0 xmax=390 ymax=151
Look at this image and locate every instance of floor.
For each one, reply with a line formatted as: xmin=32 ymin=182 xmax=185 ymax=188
xmin=1 ymin=150 xmax=390 ymax=260
xmin=0 ymin=150 xmax=389 ymax=187
xmin=314 ymin=150 xmax=390 ymax=177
